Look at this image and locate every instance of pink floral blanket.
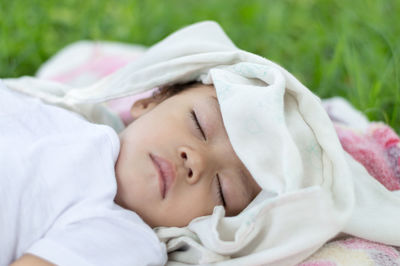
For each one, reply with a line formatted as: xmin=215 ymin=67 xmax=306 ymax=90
xmin=300 ymin=118 xmax=400 ymax=265
xmin=37 ymin=41 xmax=400 ymax=265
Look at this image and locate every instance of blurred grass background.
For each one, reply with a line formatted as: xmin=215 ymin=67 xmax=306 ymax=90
xmin=0 ymin=0 xmax=399 ymax=132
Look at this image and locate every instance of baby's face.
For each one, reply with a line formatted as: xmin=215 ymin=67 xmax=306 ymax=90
xmin=114 ymin=84 xmax=261 ymax=227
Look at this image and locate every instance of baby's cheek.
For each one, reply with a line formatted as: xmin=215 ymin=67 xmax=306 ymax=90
xmin=170 ymin=194 xmax=214 ymax=225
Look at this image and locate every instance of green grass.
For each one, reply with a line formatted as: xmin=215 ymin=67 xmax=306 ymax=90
xmin=1 ymin=0 xmax=399 ymax=132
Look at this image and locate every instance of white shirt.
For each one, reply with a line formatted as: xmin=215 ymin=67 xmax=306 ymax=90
xmin=0 ymin=81 xmax=166 ymax=266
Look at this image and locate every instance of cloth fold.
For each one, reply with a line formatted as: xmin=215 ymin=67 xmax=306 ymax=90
xmin=4 ymin=21 xmax=400 ymax=266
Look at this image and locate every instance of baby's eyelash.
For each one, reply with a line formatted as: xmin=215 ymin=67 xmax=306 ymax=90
xmin=190 ymin=110 xmax=207 ymax=140
xmin=216 ymin=174 xmax=226 ymax=207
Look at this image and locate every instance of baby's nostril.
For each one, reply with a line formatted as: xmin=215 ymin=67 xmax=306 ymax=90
xmin=188 ymin=169 xmax=193 ymax=177
xmin=181 ymin=152 xmax=187 ymax=159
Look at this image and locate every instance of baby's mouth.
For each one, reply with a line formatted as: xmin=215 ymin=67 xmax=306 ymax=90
xmin=150 ymin=154 xmax=176 ymax=199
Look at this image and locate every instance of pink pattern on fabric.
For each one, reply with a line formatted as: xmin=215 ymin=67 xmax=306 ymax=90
xmin=298 ymin=261 xmax=336 ymax=266
xmin=339 ymin=238 xmax=400 ymax=259
xmin=300 ymin=104 xmax=400 ymax=266
xmin=43 ymin=43 xmax=145 ymax=125
xmin=50 ymin=45 xmax=139 ymax=83
xmin=334 ymin=123 xmax=400 ymax=191
xmin=369 ymin=124 xmax=400 ymax=148
xmin=299 ymin=237 xmax=400 ymax=266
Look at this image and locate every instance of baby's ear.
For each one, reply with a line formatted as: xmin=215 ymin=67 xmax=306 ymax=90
xmin=130 ymin=97 xmax=159 ymax=119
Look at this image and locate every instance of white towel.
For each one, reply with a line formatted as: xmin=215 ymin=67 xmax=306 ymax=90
xmin=4 ymin=21 xmax=400 ymax=266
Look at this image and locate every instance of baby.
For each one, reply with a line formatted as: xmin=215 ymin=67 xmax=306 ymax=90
xmin=5 ymin=20 xmax=399 ymax=266
xmin=0 ymin=80 xmax=260 ymax=265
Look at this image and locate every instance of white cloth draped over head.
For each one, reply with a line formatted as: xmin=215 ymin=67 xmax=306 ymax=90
xmin=4 ymin=21 xmax=400 ymax=265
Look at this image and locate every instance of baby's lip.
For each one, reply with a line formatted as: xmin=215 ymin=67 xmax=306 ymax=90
xmin=150 ymin=154 xmax=176 ymax=199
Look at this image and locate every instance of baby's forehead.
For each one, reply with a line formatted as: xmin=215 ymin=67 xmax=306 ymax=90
xmin=182 ymin=83 xmax=216 ymax=96
xmin=180 ymin=84 xmax=219 ymax=108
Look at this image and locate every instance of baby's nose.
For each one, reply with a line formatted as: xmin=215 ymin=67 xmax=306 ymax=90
xmin=179 ymin=146 xmax=206 ymax=184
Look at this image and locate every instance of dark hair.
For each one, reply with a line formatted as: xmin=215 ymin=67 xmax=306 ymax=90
xmin=152 ymin=81 xmax=200 ymax=101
